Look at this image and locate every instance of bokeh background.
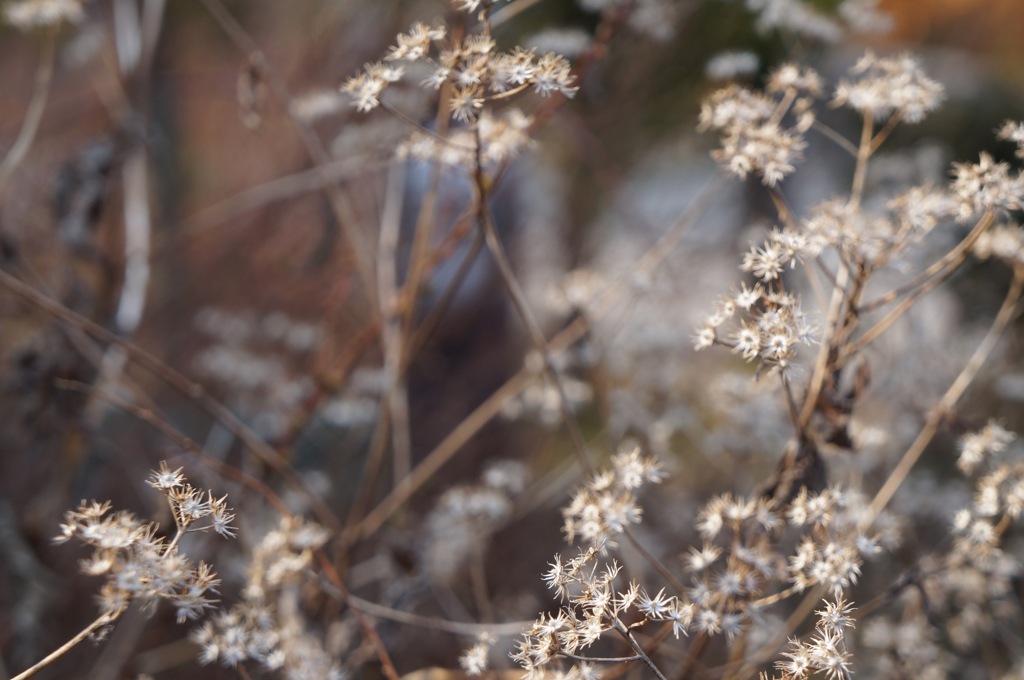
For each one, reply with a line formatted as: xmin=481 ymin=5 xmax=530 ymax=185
xmin=2 ymin=0 xmax=1024 ymax=678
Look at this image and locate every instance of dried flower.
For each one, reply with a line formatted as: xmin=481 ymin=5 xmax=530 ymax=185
xmin=833 ymin=51 xmax=944 ymax=123
xmin=3 ymin=0 xmax=83 ymax=30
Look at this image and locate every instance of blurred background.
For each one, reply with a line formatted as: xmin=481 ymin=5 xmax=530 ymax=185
xmin=2 ymin=0 xmax=1024 ymax=678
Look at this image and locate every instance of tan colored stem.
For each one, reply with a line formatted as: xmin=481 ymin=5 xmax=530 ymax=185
xmin=12 ymin=608 xmax=124 ymax=680
xmin=0 ymin=28 xmax=56 ymax=196
xmin=864 ymin=264 xmax=1024 ymax=525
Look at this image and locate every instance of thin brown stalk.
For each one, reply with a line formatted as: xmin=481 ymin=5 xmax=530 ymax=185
xmin=675 ymin=631 xmax=709 ymax=680
xmin=558 ymin=651 xmax=644 ymax=664
xmin=858 ymin=210 xmax=994 ymax=313
xmin=57 ymin=379 xmax=294 ymax=519
xmin=313 ymin=550 xmax=402 ymax=680
xmin=735 ymin=584 xmax=827 ymax=679
xmin=0 ymin=269 xmax=341 ymax=532
xmin=810 ymin=120 xmax=858 ymax=158
xmin=612 ymin=617 xmax=669 ymax=680
xmin=868 ymin=111 xmax=903 ymax=155
xmin=348 ymin=355 xmax=538 ymax=541
xmin=472 ymin=125 xmax=595 ymax=476
xmin=0 ymin=27 xmax=56 ymax=197
xmin=199 ymin=0 xmax=378 ymax=311
xmin=849 ymin=114 xmax=874 ymax=210
xmin=622 ymin=528 xmax=686 ymax=593
xmin=863 ymin=263 xmax=1024 ymax=525
xmin=11 ymin=608 xmax=125 ymax=680
xmin=378 ymin=162 xmax=412 ymax=481
xmin=350 ymin=178 xmax=719 ymax=539
xmin=340 ymin=591 xmax=531 ymax=635
xmin=469 ymin=546 xmax=495 ymax=623
xmin=797 ymin=262 xmax=850 ymax=431
xmin=846 ymin=214 xmax=995 ymax=359
xmin=156 ymin=157 xmax=380 ymax=258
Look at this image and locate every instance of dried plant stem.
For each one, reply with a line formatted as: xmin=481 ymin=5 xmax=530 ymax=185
xmin=199 ymin=0 xmax=378 ymax=310
xmin=858 ymin=210 xmax=995 ymax=313
xmin=472 ymin=130 xmax=595 ymax=477
xmin=781 ymin=372 xmax=803 ymax=434
xmin=798 ymin=262 xmax=850 ymax=431
xmin=491 ymin=0 xmax=545 ymax=27
xmin=378 ymin=162 xmax=412 ymax=481
xmin=849 ymin=115 xmax=874 ymax=210
xmin=11 ymin=607 xmax=125 ymax=680
xmin=864 ymin=263 xmax=1024 ymax=524
xmin=160 ymin=156 xmax=379 ymax=257
xmin=348 ymin=358 xmax=537 ymax=540
xmin=558 ymin=651 xmax=643 ymax=664
xmin=0 ymin=27 xmax=55 ymax=197
xmin=612 ymin=617 xmax=669 ymax=680
xmin=58 ymin=379 xmax=295 ymax=519
xmin=868 ymin=111 xmax=903 ymax=155
xmin=751 ymin=583 xmax=804 ymax=608
xmin=0 ymin=269 xmax=341 ymax=532
xmin=737 ymin=584 xmax=828 ymax=679
xmin=470 ymin=546 xmax=495 ymax=623
xmin=341 ymin=591 xmax=531 ymax=635
xmin=622 ymin=527 xmax=686 ymax=593
xmin=798 ymin=114 xmax=881 ymax=431
xmin=351 ymin=179 xmax=718 ymax=539
xmin=406 ymin=230 xmax=486 ymax=356
xmin=676 ymin=631 xmax=709 ymax=680
xmin=398 ymin=94 xmax=449 ymax=357
xmin=313 ymin=550 xmax=402 ymax=680
xmin=344 ymin=400 xmax=392 ymax=530
xmin=810 ymin=121 xmax=858 ymax=158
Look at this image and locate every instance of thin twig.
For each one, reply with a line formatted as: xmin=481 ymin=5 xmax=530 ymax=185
xmin=857 ymin=211 xmax=994 ymax=314
xmin=0 ymin=27 xmax=56 ymax=197
xmin=622 ymin=528 xmax=686 ymax=593
xmin=863 ymin=263 xmax=1024 ymax=525
xmin=313 ymin=550 xmax=402 ymax=680
xmin=339 ymin=589 xmax=531 ymax=635
xmin=557 ymin=651 xmax=643 ymax=664
xmin=849 ymin=114 xmax=874 ymax=210
xmin=868 ymin=111 xmax=903 ymax=155
xmin=378 ymin=162 xmax=412 ymax=481
xmin=810 ymin=121 xmax=857 ymax=158
xmin=0 ymin=269 xmax=340 ymax=532
xmin=11 ymin=608 xmax=125 ymax=680
xmin=199 ymin=0 xmax=378 ymax=311
xmin=57 ymin=379 xmax=295 ymax=519
xmin=349 ymin=177 xmax=720 ymax=539
xmin=611 ymin=617 xmax=669 ymax=680
xmin=472 ymin=124 xmax=595 ymax=476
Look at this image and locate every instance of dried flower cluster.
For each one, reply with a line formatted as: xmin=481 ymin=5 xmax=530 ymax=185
xmin=191 ymin=515 xmax=340 ymax=678
xmin=3 ymin=0 xmax=83 ymax=30
xmin=515 ymin=452 xmax=894 ymax=680
xmin=561 ymin=446 xmax=663 ymax=550
xmin=422 ymin=459 xmax=530 ymax=584
xmin=513 ymin=546 xmax=684 ymax=680
xmin=765 ymin=596 xmax=857 ymax=680
xmin=693 ymin=233 xmax=817 ymax=370
xmin=54 ymin=462 xmax=234 ymax=623
xmin=508 ymin=41 xmax=1024 ymax=680
xmin=342 ymin=15 xmax=577 ymax=123
xmin=832 ymin=52 xmax=944 ymax=124
xmin=502 ymin=349 xmax=594 ymax=427
xmin=698 ymin=64 xmax=820 ymax=186
xmin=951 ymin=422 xmax=1024 ymax=561
xmin=745 ymin=0 xmax=891 ymax=41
